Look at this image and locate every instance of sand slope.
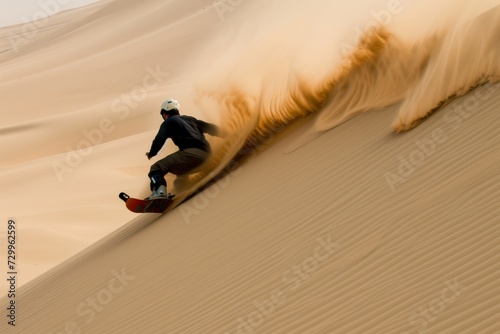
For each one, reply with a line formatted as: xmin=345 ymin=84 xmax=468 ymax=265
xmin=1 ymin=0 xmax=499 ymax=333
xmin=3 ymin=82 xmax=499 ymax=333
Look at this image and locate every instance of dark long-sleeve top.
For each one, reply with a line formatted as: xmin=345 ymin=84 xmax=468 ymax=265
xmin=148 ymin=115 xmax=219 ymax=157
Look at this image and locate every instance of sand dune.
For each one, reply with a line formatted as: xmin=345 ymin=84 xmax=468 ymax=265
xmin=4 ymin=83 xmax=499 ymax=333
xmin=1 ymin=0 xmax=499 ymax=332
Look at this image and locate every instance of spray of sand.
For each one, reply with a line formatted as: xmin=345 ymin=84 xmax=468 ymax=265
xmin=189 ymin=2 xmax=500 ymax=167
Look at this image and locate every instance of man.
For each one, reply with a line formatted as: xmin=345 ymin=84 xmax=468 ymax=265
xmin=146 ymin=99 xmax=220 ymax=198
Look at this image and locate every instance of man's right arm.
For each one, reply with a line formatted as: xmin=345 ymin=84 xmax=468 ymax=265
xmin=147 ymin=123 xmax=169 ymax=158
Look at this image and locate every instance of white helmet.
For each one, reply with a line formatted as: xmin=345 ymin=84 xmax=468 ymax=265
xmin=160 ymin=99 xmax=180 ymax=113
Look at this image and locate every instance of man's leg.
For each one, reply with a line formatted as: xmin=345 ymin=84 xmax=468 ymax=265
xmin=148 ymin=148 xmax=209 ymax=192
xmin=148 ymin=167 xmax=166 ymax=192
xmin=168 ymin=148 xmax=209 ymax=175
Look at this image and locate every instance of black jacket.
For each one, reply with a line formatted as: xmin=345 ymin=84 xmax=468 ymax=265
xmin=149 ymin=115 xmax=218 ymax=157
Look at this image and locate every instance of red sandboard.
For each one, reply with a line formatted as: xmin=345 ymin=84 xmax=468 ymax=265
xmin=119 ymin=192 xmax=175 ymax=213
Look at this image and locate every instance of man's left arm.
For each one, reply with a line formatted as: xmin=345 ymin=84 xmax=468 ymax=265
xmin=197 ymin=120 xmax=223 ymax=137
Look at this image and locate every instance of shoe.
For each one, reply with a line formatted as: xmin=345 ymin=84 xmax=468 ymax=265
xmin=148 ymin=185 xmax=167 ymax=199
xmin=147 ymin=189 xmax=157 ymax=199
xmin=156 ymin=185 xmax=166 ymax=197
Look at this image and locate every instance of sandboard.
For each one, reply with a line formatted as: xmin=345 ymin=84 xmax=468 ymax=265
xmin=119 ymin=192 xmax=175 ymax=213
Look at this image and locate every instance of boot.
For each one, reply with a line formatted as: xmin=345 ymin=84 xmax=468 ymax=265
xmin=148 ymin=185 xmax=167 ymax=199
xmin=156 ymin=185 xmax=166 ymax=197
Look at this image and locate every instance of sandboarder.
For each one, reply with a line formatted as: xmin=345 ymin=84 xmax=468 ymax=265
xmin=145 ymin=99 xmax=221 ymax=198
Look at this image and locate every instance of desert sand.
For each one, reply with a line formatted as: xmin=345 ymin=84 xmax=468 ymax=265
xmin=0 ymin=0 xmax=499 ymax=333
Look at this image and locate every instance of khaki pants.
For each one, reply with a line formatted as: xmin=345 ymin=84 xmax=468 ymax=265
xmin=148 ymin=148 xmax=209 ymax=190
